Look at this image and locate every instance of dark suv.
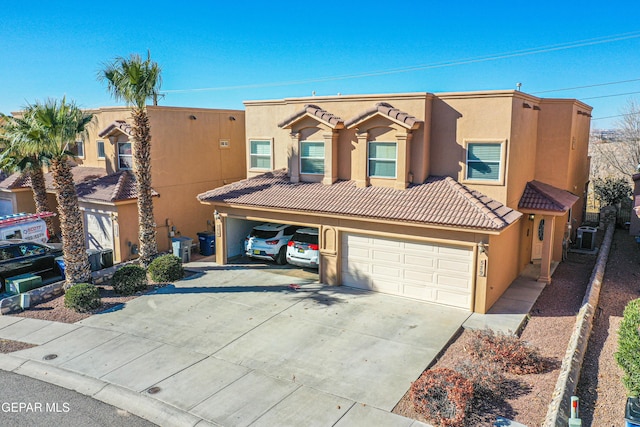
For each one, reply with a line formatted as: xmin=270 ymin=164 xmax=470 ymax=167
xmin=0 ymin=241 xmax=63 ymax=293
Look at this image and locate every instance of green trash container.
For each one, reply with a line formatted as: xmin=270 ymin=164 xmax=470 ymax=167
xmin=101 ymin=249 xmax=114 ymax=268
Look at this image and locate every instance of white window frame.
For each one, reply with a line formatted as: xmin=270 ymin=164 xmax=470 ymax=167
xmin=117 ymin=142 xmax=133 ymax=170
xmin=76 ymin=140 xmax=85 ymax=158
xmin=367 ymin=141 xmax=397 ymax=179
xmin=300 ymin=141 xmax=325 ymax=175
xmin=249 ymin=139 xmax=273 ymax=171
xmin=463 ymin=139 xmax=507 ymax=185
xmin=96 ymin=140 xmax=106 ymax=160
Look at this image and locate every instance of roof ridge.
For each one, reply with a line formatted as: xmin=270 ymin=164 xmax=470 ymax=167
xmin=111 ymin=171 xmax=128 ymax=202
xmin=443 ymin=177 xmax=508 ymax=228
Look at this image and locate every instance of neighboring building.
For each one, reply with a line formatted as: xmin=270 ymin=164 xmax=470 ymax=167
xmin=632 ymin=173 xmax=640 ymax=236
xmin=0 ymin=106 xmax=246 ymax=263
xmin=198 ymin=91 xmax=592 ymax=314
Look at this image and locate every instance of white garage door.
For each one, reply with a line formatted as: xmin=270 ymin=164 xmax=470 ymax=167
xmin=341 ymin=233 xmax=474 ymax=309
xmin=0 ymin=199 xmax=13 ymax=216
xmin=84 ymin=211 xmax=113 ymax=250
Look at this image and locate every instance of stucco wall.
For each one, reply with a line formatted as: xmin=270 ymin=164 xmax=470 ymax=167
xmin=481 ymin=221 xmax=521 ymax=313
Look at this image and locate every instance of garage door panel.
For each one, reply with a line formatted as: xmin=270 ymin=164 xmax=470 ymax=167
xmin=341 ymin=233 xmax=472 ymax=309
xmin=85 ymin=212 xmax=113 ymax=250
xmin=438 ymin=259 xmax=472 ymax=274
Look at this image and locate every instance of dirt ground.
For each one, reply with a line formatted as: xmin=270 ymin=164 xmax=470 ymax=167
xmin=1 ymin=233 xmax=637 ymax=426
xmin=394 ymin=229 xmax=638 ymax=426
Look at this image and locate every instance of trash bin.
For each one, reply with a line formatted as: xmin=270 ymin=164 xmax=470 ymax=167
xmin=626 ymin=397 xmax=640 ymax=426
xmin=197 ymin=231 xmax=215 ymax=256
xmin=55 ymin=256 xmax=65 ymax=279
xmin=171 ymin=236 xmax=192 ymax=263
xmin=101 ymin=249 xmax=114 ymax=268
xmin=86 ymin=249 xmax=102 ymax=272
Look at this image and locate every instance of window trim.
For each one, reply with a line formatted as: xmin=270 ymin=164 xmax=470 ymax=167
xmin=96 ymin=140 xmax=106 ymax=160
xmin=299 ymin=140 xmax=325 ymax=175
xmin=249 ymin=139 xmax=273 ymax=171
xmin=367 ymin=141 xmax=397 ymax=179
xmin=76 ymin=140 xmax=85 ymax=158
xmin=117 ymin=141 xmax=133 ymax=171
xmin=462 ymin=139 xmax=507 ymax=185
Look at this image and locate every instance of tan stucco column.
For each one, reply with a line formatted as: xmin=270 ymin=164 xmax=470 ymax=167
xmin=289 ymin=132 xmax=300 ymax=183
xmin=322 ymin=130 xmax=339 ymax=185
xmin=395 ymin=132 xmax=412 ymax=189
xmin=214 ymin=212 xmax=228 ymax=265
xmin=319 ymin=225 xmax=338 ymax=285
xmin=355 ymin=132 xmax=369 ymax=188
xmin=538 ymin=215 xmax=555 ymax=283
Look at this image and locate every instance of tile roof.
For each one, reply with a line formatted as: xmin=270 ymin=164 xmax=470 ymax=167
xmin=98 ymin=120 xmax=133 ymax=138
xmin=345 ymin=102 xmax=420 ymax=129
xmin=278 ymin=104 xmax=344 ymax=129
xmin=0 ymin=166 xmax=107 ymax=191
xmin=518 ymin=180 xmax=579 ymax=212
xmin=198 ymin=169 xmax=522 ymax=231
xmin=76 ymin=170 xmax=158 ymax=202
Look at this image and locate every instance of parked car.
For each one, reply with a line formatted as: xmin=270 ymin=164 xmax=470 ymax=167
xmin=0 ymin=241 xmax=63 ymax=293
xmin=286 ymin=228 xmax=319 ymax=269
xmin=244 ymin=223 xmax=301 ymax=264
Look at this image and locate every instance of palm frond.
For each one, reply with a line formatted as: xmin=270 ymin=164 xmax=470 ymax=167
xmin=99 ymin=51 xmax=162 ymax=109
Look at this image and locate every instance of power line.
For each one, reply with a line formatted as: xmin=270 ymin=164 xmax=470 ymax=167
xmin=581 ymin=91 xmax=640 ymax=100
xmin=531 ymin=78 xmax=640 ymax=94
xmin=161 ymin=30 xmax=640 ymax=94
xmin=592 ymin=111 xmax=639 ymax=121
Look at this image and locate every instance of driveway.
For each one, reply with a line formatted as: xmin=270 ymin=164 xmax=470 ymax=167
xmin=4 ymin=262 xmax=470 ymax=426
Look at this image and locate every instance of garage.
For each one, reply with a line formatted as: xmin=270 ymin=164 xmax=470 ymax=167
xmin=0 ymin=198 xmax=13 ymax=216
xmin=84 ymin=211 xmax=114 ymax=250
xmin=341 ymin=233 xmax=474 ymax=309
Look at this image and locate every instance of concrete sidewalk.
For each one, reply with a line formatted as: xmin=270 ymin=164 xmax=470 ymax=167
xmin=0 ymin=265 xmax=455 ymax=427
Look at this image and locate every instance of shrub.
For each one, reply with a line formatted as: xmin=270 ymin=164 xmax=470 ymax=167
xmin=454 ymin=359 xmax=507 ymax=399
xmin=148 ymin=254 xmax=184 ymax=283
xmin=410 ymin=368 xmax=473 ymax=427
xmin=616 ymin=298 xmax=640 ymax=395
xmin=64 ymin=283 xmax=101 ymax=313
xmin=111 ymin=264 xmax=148 ymax=296
xmin=468 ymin=329 xmax=547 ymax=375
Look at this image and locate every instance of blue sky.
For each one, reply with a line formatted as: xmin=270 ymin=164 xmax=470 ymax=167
xmin=1 ymin=1 xmax=639 ymax=129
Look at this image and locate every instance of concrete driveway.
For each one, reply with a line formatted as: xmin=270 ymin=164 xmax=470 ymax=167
xmin=3 ymin=261 xmax=470 ymax=426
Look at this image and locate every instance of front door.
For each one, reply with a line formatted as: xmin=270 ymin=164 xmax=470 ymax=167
xmin=531 ymin=216 xmax=544 ymax=260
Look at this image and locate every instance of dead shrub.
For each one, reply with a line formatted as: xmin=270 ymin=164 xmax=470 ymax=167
xmin=454 ymin=359 xmax=507 ymax=399
xmin=410 ymin=367 xmax=473 ymax=426
xmin=468 ymin=329 xmax=547 ymax=375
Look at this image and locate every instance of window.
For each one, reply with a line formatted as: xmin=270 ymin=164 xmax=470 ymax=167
xmin=466 ymin=143 xmax=503 ymax=181
xmin=76 ymin=141 xmax=85 ymax=158
xmin=300 ymin=141 xmax=324 ymax=174
xmin=97 ymin=140 xmax=105 ymax=159
xmin=250 ymin=140 xmax=271 ymax=170
xmin=118 ymin=142 xmax=133 ymax=170
xmin=368 ymin=142 xmax=397 ymax=178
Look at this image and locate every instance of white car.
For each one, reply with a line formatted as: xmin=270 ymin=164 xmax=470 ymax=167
xmin=286 ymin=228 xmax=319 ymax=269
xmin=244 ymin=223 xmax=301 ymax=264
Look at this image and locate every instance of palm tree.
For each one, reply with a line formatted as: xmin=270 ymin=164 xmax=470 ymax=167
xmin=0 ymin=115 xmax=57 ymax=238
xmin=99 ymin=52 xmax=161 ymax=267
xmin=18 ymin=98 xmax=93 ymax=286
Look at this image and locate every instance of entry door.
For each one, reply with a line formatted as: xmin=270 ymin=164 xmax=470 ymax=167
xmin=531 ymin=216 xmax=544 ymax=260
xmin=84 ymin=211 xmax=114 ymax=250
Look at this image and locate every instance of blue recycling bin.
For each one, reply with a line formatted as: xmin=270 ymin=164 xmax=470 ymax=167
xmin=197 ymin=231 xmax=215 ymax=256
xmin=55 ymin=256 xmax=65 ymax=279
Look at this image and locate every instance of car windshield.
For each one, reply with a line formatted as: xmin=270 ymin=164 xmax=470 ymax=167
xmin=250 ymin=229 xmax=279 ymax=239
xmin=292 ymin=233 xmax=318 ymax=245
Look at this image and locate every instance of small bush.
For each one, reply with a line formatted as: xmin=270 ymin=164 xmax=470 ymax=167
xmin=148 ymin=254 xmax=184 ymax=283
xmin=64 ymin=283 xmax=101 ymax=313
xmin=616 ymin=298 xmax=640 ymax=395
xmin=410 ymin=368 xmax=473 ymax=427
xmin=454 ymin=359 xmax=507 ymax=399
xmin=111 ymin=264 xmax=148 ymax=296
xmin=468 ymin=329 xmax=546 ymax=375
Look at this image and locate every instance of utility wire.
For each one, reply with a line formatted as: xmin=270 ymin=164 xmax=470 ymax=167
xmin=531 ymin=78 xmax=640 ymax=94
xmin=162 ymin=31 xmax=640 ymax=94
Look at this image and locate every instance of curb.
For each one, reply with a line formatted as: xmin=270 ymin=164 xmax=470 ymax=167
xmin=543 ymin=215 xmax=616 ymax=426
xmin=0 ymin=353 xmax=214 ymax=427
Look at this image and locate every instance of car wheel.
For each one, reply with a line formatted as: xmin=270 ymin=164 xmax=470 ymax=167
xmin=276 ymin=247 xmax=287 ymax=265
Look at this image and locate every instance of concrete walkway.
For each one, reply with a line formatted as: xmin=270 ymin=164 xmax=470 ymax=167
xmin=1 ymin=264 xmax=463 ymax=427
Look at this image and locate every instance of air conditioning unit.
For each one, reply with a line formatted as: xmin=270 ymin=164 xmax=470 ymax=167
xmin=576 ymin=226 xmax=597 ymax=250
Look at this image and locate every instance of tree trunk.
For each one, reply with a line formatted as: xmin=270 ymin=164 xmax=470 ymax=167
xmin=131 ymin=107 xmax=157 ymax=267
xmin=28 ymin=166 xmax=56 ymax=240
xmin=50 ymin=159 xmax=91 ymax=287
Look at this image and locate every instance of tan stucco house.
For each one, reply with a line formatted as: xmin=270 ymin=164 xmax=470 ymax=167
xmin=0 ymin=105 xmax=246 ymax=263
xmin=198 ymin=91 xmax=591 ymax=314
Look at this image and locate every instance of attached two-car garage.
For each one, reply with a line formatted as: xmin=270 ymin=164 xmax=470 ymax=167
xmin=341 ymin=233 xmax=474 ymax=309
